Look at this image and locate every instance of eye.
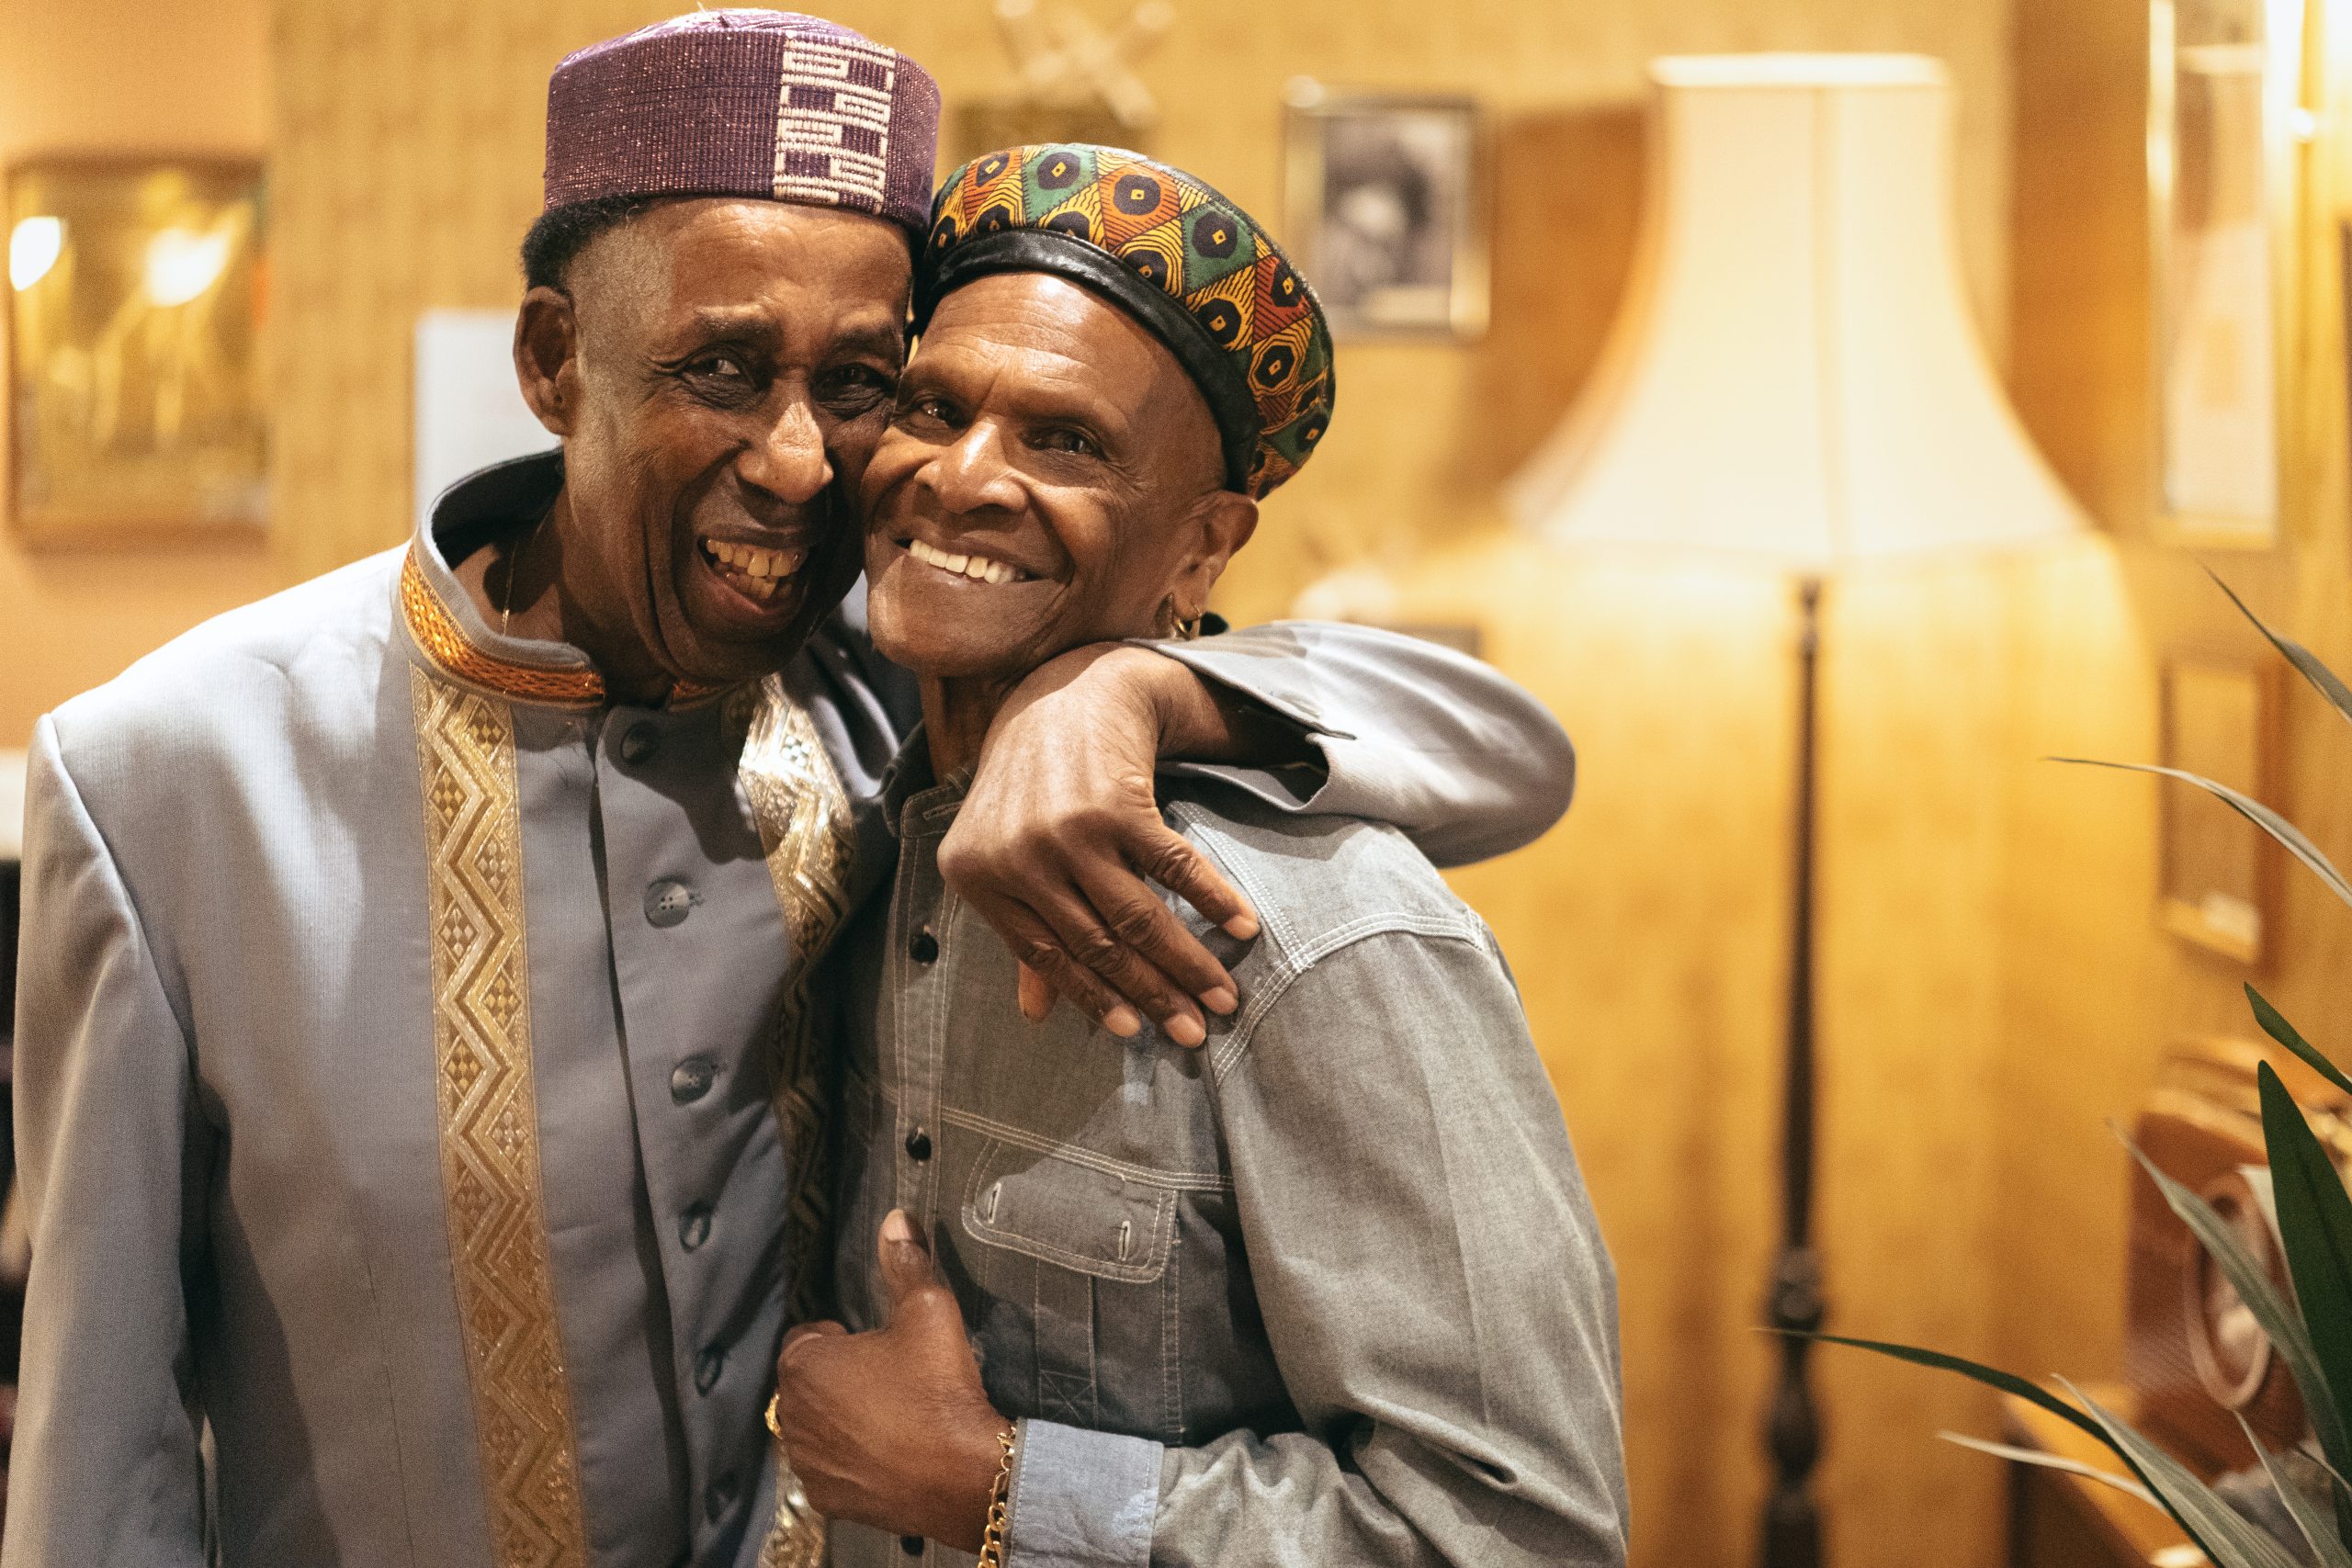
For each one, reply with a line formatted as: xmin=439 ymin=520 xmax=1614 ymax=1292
xmin=897 ymin=391 xmax=959 ymax=430
xmin=689 ymin=352 xmax=750 ymax=382
xmin=1035 ymin=427 xmax=1101 ymax=459
xmin=678 ymin=350 xmax=762 ymax=405
xmin=817 ymin=362 xmax=898 ymax=414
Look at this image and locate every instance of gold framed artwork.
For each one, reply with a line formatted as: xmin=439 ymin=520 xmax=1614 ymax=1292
xmin=2146 ymin=0 xmax=2309 ymax=549
xmin=6 ymin=157 xmax=267 ymax=545
xmin=2157 ymin=653 xmax=2281 ymax=963
xmin=1282 ymin=83 xmax=1488 ymax=341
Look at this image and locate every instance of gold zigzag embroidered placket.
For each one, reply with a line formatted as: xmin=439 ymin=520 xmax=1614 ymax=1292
xmin=737 ymin=677 xmax=860 ymax=1568
xmin=411 ymin=668 xmax=592 ymax=1568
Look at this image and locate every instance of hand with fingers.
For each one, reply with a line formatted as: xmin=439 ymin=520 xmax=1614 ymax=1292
xmin=942 ymin=641 xmax=1271 ymax=1046
xmin=770 ymin=1212 xmax=1012 ymax=1552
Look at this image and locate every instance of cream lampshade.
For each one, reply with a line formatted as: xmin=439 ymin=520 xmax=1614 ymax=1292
xmin=1506 ymin=55 xmax=2091 ymax=1568
xmin=1508 ymin=54 xmax=2088 ymax=566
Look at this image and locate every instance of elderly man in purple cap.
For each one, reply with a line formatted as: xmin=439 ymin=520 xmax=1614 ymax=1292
xmin=5 ymin=13 xmax=1572 ymax=1568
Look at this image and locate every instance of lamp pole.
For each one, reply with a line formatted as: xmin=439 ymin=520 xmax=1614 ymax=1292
xmin=1762 ymin=573 xmax=1826 ymax=1568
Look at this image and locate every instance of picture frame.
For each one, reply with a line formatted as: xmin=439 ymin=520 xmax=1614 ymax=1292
xmin=6 ymin=155 xmax=268 ymax=546
xmin=1282 ymin=83 xmax=1488 ymax=341
xmin=2146 ymin=0 xmax=2309 ymax=550
xmin=2157 ymin=652 xmax=2282 ymax=964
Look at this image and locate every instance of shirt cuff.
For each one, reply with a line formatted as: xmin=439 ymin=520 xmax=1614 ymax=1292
xmin=1125 ymin=633 xmax=1351 ymax=818
xmin=1004 ymin=1417 xmax=1162 ymax=1568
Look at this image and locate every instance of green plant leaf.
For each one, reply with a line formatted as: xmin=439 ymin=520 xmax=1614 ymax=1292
xmin=1938 ymin=1430 xmax=2157 ymax=1506
xmin=2259 ymin=1065 xmax=2352 ymax=1484
xmin=2054 ymin=759 xmax=2352 ymax=910
xmin=2237 ymin=1416 xmax=2352 ymax=1568
xmin=2124 ymin=1136 xmax=2352 ymax=1475
xmin=2067 ymin=1382 xmax=2313 ymax=1568
xmin=2247 ymin=986 xmax=2352 ymax=1099
xmin=1806 ymin=1333 xmax=2117 ymax=1450
xmin=2208 ymin=568 xmax=2352 ymax=731
xmin=1810 ymin=1335 xmax=2211 ymax=1551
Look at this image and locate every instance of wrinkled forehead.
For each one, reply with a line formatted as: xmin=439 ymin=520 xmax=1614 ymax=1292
xmin=917 ymin=273 xmax=1221 ymax=464
xmin=579 ymin=198 xmax=912 ymax=352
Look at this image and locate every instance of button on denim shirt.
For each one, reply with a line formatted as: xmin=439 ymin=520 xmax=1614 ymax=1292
xmin=828 ymin=748 xmax=1628 ymax=1568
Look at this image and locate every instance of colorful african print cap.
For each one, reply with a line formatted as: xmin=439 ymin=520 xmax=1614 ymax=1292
xmin=543 ymin=10 xmax=941 ymax=240
xmin=917 ymin=144 xmax=1335 ymax=499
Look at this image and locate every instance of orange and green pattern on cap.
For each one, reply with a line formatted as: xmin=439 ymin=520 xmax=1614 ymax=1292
xmin=928 ymin=143 xmax=1335 ymax=498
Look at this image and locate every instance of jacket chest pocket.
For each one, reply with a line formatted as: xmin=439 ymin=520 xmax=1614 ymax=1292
xmin=957 ymin=1140 xmax=1178 ymax=1438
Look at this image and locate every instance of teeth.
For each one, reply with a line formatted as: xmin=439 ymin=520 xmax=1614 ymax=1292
xmin=907 ymin=536 xmax=1030 ymax=583
xmin=703 ymin=539 xmax=807 ymax=588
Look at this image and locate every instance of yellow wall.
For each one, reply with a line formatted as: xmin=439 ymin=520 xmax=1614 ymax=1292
xmin=2002 ymin=0 xmax=2352 ymax=1472
xmin=0 ymin=0 xmax=280 ymax=747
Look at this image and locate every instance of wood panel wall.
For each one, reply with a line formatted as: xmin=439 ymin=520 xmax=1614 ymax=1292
xmin=2003 ymin=0 xmax=2352 ymax=1441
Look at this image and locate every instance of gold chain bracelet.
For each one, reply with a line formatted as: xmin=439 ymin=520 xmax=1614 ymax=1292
xmin=975 ymin=1424 xmax=1017 ymax=1568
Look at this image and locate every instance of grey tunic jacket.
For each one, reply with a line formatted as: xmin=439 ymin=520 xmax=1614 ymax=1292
xmin=827 ymin=755 xmax=1625 ymax=1568
xmin=6 ymin=452 xmax=1576 ymax=1568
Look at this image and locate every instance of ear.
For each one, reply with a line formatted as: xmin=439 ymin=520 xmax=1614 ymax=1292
xmin=513 ymin=286 xmax=583 ymax=440
xmin=1168 ymin=489 xmax=1259 ymax=618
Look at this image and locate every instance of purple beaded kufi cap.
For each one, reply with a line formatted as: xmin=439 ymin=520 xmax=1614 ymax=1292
xmin=542 ymin=9 xmax=942 ymax=239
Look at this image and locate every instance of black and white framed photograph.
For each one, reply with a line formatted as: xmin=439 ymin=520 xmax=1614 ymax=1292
xmin=1283 ymin=84 xmax=1487 ymax=340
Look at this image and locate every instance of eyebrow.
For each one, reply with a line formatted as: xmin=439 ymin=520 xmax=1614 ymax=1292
xmin=906 ymin=353 xmax=1134 ymax=438
xmin=671 ymin=309 xmax=905 ymax=361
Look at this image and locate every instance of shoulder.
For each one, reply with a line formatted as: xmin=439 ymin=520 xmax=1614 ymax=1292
xmin=43 ymin=546 xmax=404 ymax=804
xmin=1163 ymin=786 xmax=1491 ymax=975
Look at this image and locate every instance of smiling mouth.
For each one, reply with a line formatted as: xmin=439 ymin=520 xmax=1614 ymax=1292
xmin=698 ymin=537 xmax=810 ymax=604
xmin=904 ymin=536 xmax=1036 ymax=586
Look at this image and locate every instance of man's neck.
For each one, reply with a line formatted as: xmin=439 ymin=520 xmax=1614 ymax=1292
xmin=919 ymin=675 xmax=1023 ymax=783
xmin=449 ymin=486 xmax=677 ymax=707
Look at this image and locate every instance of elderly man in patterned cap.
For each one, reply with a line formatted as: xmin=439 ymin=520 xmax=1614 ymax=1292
xmin=766 ymin=145 xmax=1627 ymax=1568
xmin=6 ymin=17 xmax=1576 ymax=1568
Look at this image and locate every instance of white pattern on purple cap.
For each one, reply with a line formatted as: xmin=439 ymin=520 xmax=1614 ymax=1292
xmin=773 ymin=33 xmax=898 ymax=210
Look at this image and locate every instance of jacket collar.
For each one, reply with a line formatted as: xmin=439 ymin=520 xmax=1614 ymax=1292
xmin=400 ymin=450 xmax=723 ymax=711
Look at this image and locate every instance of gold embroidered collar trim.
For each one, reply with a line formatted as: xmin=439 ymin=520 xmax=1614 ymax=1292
xmin=410 ymin=668 xmax=593 ymax=1568
xmin=400 ymin=545 xmax=724 ymax=711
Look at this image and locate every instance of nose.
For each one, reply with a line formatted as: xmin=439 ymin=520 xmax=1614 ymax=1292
xmin=737 ymin=389 xmax=831 ymax=505
xmin=922 ymin=419 xmax=1024 ymax=516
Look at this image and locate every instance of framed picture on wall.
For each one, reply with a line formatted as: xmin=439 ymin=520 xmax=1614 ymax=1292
xmin=6 ymin=156 xmax=267 ymax=546
xmin=2157 ymin=652 xmax=2282 ymax=963
xmin=1282 ymin=83 xmax=1488 ymax=340
xmin=2146 ymin=0 xmax=2306 ymax=549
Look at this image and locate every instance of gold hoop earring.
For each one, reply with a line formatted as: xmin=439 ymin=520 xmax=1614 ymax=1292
xmin=1155 ymin=598 xmax=1204 ymax=641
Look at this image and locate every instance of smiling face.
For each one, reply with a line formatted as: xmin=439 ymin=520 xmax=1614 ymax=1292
xmin=861 ymin=272 xmax=1257 ymax=690
xmin=518 ymin=197 xmax=911 ymax=691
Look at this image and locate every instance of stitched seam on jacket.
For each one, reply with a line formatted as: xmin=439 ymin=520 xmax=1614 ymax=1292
xmin=937 ymin=1107 xmax=1234 ymax=1190
xmin=1165 ymin=801 xmax=1487 ymax=964
xmin=958 ymin=1180 xmax=1173 ymax=1283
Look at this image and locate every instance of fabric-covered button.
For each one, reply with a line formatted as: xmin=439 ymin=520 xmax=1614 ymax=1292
xmin=680 ymin=1203 xmax=713 ymax=1251
xmin=910 ymin=925 xmax=939 ymax=964
xmin=671 ymin=1056 xmax=717 ymax=1104
xmin=645 ymin=878 xmax=695 ymax=928
xmin=900 ymin=1536 xmax=924 ymax=1557
xmin=904 ymin=1126 xmax=932 ymax=1162
xmin=705 ymin=1472 xmax=738 ymax=1521
xmin=695 ymin=1347 xmax=725 ymax=1393
xmin=619 ymin=721 xmax=659 ymax=764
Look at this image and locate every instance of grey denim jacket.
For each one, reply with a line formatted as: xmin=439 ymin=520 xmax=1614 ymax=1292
xmin=826 ymin=750 xmax=1628 ymax=1568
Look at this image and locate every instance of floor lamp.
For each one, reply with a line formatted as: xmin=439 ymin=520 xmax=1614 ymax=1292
xmin=1508 ymin=55 xmax=2088 ymax=1566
